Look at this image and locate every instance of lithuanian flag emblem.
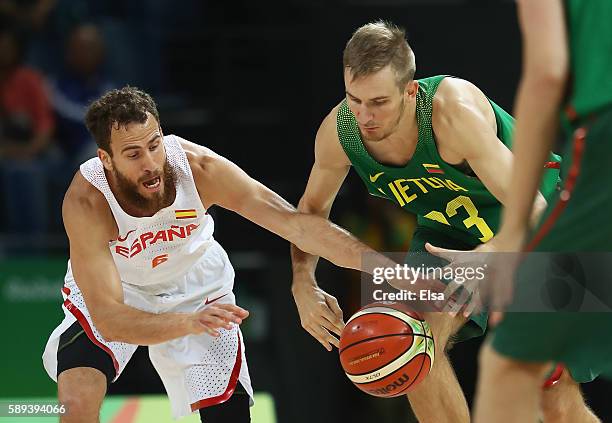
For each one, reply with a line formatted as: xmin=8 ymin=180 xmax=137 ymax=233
xmin=175 ymin=209 xmax=197 ymax=219
xmin=423 ymin=163 xmax=445 ymax=174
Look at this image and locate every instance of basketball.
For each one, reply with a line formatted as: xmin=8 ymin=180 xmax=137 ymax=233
xmin=338 ymin=302 xmax=435 ymax=398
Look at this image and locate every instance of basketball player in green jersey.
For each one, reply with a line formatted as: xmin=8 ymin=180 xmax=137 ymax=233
xmin=289 ymin=21 xmax=593 ymax=422
xmin=437 ymin=1 xmax=612 ymax=421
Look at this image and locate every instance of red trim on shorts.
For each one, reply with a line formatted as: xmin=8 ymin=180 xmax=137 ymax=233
xmin=526 ymin=128 xmax=587 ymax=251
xmin=544 ymin=161 xmax=561 ymax=169
xmin=564 ymin=104 xmax=578 ymax=122
xmin=542 ymin=364 xmax=565 ymax=389
xmin=190 ymin=331 xmax=243 ymax=411
xmin=63 ymin=298 xmax=120 ymax=375
xmin=62 ymin=286 xmax=71 ymax=296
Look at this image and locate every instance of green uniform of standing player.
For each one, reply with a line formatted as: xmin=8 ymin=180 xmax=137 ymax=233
xmin=430 ymin=1 xmax=612 ymax=422
xmin=289 ymin=21 xmax=586 ymax=423
xmin=337 ymin=74 xmax=560 ymax=341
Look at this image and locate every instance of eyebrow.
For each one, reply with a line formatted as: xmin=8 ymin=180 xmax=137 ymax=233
xmin=120 ymin=134 xmax=161 ymax=154
xmin=345 ymin=91 xmax=390 ymax=102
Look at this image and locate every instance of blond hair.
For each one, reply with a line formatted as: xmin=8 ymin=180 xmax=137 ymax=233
xmin=343 ymin=20 xmax=416 ymax=90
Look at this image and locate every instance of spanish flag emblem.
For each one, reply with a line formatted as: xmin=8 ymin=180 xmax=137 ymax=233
xmin=423 ymin=163 xmax=445 ymax=174
xmin=175 ymin=209 xmax=197 ymax=219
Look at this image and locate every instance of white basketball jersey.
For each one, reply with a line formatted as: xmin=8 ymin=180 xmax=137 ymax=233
xmin=76 ymin=134 xmax=234 ymax=297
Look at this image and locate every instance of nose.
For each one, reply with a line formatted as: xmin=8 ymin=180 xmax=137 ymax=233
xmin=141 ymin=150 xmax=158 ymax=174
xmin=354 ymin=103 xmax=374 ymax=124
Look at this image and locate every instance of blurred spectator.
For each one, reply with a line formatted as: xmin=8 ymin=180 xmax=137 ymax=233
xmin=48 ymin=24 xmax=114 ymax=167
xmin=0 ymin=28 xmax=53 ymax=159
xmin=0 ymin=0 xmax=56 ymax=32
xmin=0 ymin=27 xmax=55 ymax=236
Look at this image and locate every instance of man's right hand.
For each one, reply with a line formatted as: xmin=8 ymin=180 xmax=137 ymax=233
xmin=189 ymin=304 xmax=249 ymax=337
xmin=292 ymin=279 xmax=344 ymax=351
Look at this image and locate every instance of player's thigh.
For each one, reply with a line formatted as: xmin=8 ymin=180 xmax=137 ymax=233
xmin=541 ymin=369 xmax=585 ymax=418
xmin=56 ymin=321 xmax=116 ymax=419
xmin=478 ymin=341 xmax=550 ymax=383
xmin=423 ymin=312 xmax=466 ymax=352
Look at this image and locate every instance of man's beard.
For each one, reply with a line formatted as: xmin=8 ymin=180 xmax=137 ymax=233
xmin=113 ymin=159 xmax=177 ymax=213
xmin=361 ymin=97 xmax=406 ymax=142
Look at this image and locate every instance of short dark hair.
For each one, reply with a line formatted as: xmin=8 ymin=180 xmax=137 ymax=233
xmin=85 ymin=86 xmax=160 ymax=155
xmin=343 ymin=20 xmax=416 ymax=90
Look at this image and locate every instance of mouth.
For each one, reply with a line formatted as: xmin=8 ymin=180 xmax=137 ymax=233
xmin=142 ymin=176 xmax=161 ymax=192
xmin=363 ymin=126 xmax=379 ymax=132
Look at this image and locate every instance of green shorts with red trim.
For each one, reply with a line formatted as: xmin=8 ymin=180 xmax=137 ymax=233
xmin=491 ymin=107 xmax=612 ymax=383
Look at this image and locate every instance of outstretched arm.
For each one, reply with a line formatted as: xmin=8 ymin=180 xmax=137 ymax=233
xmin=188 ymin=136 xmax=391 ymax=274
xmin=186 ymin=112 xmax=398 ymax=350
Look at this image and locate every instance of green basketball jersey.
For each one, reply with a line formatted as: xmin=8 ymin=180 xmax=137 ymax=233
xmin=337 ymin=75 xmax=561 ymax=246
xmin=565 ymin=0 xmax=612 ymax=118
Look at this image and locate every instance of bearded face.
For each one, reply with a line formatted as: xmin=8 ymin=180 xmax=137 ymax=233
xmin=100 ymin=114 xmax=178 ymax=216
xmin=112 ymin=157 xmax=176 ymax=213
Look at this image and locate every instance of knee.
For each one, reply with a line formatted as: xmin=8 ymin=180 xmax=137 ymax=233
xmin=424 ymin=312 xmax=465 ymax=355
xmin=59 ymin=393 xmax=94 ymax=422
xmin=58 ymin=370 xmax=105 ymax=422
xmin=478 ymin=343 xmax=550 ymax=383
xmin=541 ymin=371 xmax=595 ymax=422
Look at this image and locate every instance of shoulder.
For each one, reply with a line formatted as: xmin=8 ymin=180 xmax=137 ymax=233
xmin=319 ymin=103 xmax=341 ymax=135
xmin=64 ymin=171 xmax=107 ymax=212
xmin=434 ymin=78 xmax=482 ymax=115
xmin=177 ymin=137 xmax=240 ymax=203
xmin=177 ymin=136 xmax=224 ymax=183
xmin=432 ymin=77 xmax=495 ymax=130
xmin=314 ymin=102 xmax=350 ymax=167
xmin=63 ymin=171 xmax=116 ymax=238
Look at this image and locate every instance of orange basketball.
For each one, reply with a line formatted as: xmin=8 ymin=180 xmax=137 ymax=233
xmin=339 ymin=302 xmax=435 ymax=397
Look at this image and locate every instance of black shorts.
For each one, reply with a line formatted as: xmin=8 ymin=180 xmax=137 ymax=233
xmin=56 ymin=321 xmax=116 ymax=388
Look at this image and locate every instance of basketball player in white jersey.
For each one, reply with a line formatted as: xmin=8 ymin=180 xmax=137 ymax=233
xmin=42 ymin=87 xmax=397 ymax=422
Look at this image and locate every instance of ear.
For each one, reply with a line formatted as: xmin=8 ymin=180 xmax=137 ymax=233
xmin=404 ymin=80 xmax=418 ymax=99
xmin=98 ymin=148 xmax=113 ymax=171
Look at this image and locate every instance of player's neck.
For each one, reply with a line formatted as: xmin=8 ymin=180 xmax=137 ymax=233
xmin=398 ymin=99 xmax=418 ymax=142
xmin=380 ymin=99 xmax=418 ymax=148
xmin=362 ymin=102 xmax=419 ymax=166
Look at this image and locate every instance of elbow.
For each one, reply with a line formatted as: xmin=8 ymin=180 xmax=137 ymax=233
xmin=94 ymin=319 xmax=117 ymax=343
xmin=539 ymin=69 xmax=568 ymax=89
xmin=90 ymin=307 xmax=120 ymax=343
xmin=526 ymin=60 xmax=569 ymax=91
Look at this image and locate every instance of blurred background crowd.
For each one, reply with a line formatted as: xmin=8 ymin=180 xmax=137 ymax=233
xmin=0 ymin=1 xmax=610 ymax=422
